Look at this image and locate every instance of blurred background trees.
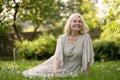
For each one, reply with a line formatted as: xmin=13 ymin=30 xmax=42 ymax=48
xmin=93 ymin=0 xmax=120 ymax=61
xmin=0 ymin=0 xmax=120 ymax=61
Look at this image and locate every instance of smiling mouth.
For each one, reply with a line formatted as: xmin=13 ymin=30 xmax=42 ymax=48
xmin=73 ymin=25 xmax=81 ymax=28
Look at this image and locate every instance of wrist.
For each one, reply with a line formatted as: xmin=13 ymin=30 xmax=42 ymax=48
xmin=53 ymin=69 xmax=58 ymax=73
xmin=53 ymin=70 xmax=57 ymax=73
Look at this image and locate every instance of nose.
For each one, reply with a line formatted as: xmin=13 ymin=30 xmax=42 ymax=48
xmin=76 ymin=21 xmax=80 ymax=24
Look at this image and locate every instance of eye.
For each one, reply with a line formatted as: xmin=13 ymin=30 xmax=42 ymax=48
xmin=78 ymin=20 xmax=82 ymax=23
xmin=73 ymin=20 xmax=77 ymax=22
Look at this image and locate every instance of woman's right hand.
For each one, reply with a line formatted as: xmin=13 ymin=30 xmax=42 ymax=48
xmin=51 ymin=72 xmax=55 ymax=77
xmin=52 ymin=71 xmax=57 ymax=77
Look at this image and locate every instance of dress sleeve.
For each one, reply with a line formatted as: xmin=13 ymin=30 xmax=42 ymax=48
xmin=81 ymin=33 xmax=94 ymax=72
xmin=54 ymin=36 xmax=64 ymax=66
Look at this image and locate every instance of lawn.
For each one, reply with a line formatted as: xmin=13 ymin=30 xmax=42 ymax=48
xmin=0 ymin=60 xmax=120 ymax=80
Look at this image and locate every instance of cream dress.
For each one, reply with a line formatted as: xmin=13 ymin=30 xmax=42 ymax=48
xmin=22 ymin=33 xmax=94 ymax=78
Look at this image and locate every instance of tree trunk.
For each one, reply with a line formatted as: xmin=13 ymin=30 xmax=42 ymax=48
xmin=30 ymin=25 xmax=39 ymax=40
xmin=12 ymin=0 xmax=22 ymax=42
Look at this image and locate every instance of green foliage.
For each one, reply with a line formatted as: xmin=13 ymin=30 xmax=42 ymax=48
xmin=101 ymin=21 xmax=120 ymax=43
xmin=0 ymin=0 xmax=65 ymax=35
xmin=100 ymin=0 xmax=120 ymax=42
xmin=0 ymin=0 xmax=98 ymax=36
xmin=93 ymin=39 xmax=120 ymax=61
xmin=0 ymin=21 xmax=12 ymax=34
xmin=14 ymin=33 xmax=57 ymax=60
xmin=93 ymin=0 xmax=120 ymax=62
xmin=19 ymin=0 xmax=63 ymax=26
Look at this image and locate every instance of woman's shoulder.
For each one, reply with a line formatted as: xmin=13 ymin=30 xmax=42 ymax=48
xmin=81 ymin=33 xmax=91 ymax=39
xmin=81 ymin=33 xmax=90 ymax=37
xmin=59 ymin=34 xmax=67 ymax=39
xmin=57 ymin=34 xmax=67 ymax=44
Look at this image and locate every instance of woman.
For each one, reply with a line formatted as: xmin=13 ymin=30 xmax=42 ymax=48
xmin=22 ymin=13 xmax=94 ymax=78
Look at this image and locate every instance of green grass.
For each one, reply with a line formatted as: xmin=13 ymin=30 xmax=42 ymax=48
xmin=0 ymin=60 xmax=120 ymax=80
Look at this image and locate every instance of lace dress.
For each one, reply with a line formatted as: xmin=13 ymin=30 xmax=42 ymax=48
xmin=22 ymin=33 xmax=94 ymax=78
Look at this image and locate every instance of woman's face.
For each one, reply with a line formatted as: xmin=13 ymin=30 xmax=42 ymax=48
xmin=70 ymin=16 xmax=83 ymax=31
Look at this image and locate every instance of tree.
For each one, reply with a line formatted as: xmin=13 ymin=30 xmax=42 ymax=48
xmin=0 ymin=0 xmax=23 ymax=42
xmin=17 ymin=0 xmax=65 ymax=40
xmin=100 ymin=0 xmax=120 ymax=43
xmin=0 ymin=0 xmax=13 ymax=34
xmin=0 ymin=0 xmax=65 ymax=41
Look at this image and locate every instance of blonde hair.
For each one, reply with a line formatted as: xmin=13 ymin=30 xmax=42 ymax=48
xmin=64 ymin=13 xmax=89 ymax=35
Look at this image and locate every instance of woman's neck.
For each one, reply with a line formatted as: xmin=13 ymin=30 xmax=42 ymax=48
xmin=70 ymin=30 xmax=79 ymax=37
